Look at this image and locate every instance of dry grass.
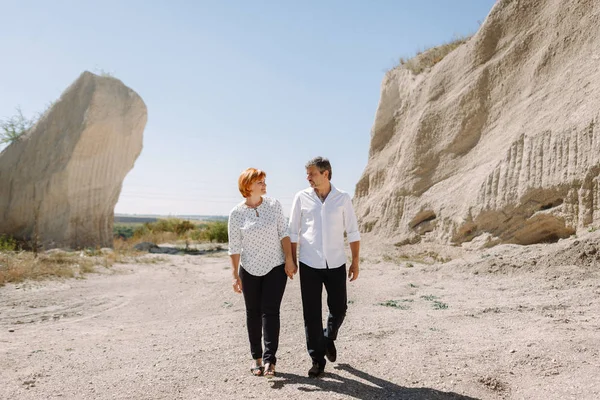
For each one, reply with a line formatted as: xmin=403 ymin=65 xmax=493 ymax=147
xmin=131 ymin=231 xmax=179 ymax=246
xmin=0 ymin=232 xmax=225 ymax=286
xmin=0 ymin=238 xmax=151 ymax=286
xmin=398 ymin=35 xmax=471 ymax=74
xmin=0 ymin=251 xmax=97 ymax=285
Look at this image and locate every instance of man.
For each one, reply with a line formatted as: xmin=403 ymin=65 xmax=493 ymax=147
xmin=288 ymin=156 xmax=361 ymax=378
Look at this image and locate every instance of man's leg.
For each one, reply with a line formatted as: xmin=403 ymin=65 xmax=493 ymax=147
xmin=239 ymin=267 xmax=264 ymax=361
xmin=261 ymin=265 xmax=287 ymax=367
xmin=299 ymin=262 xmax=326 ymax=370
xmin=323 ymin=264 xmax=347 ymax=362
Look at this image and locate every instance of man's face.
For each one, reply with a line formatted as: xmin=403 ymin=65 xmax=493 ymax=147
xmin=306 ymin=166 xmax=327 ymax=188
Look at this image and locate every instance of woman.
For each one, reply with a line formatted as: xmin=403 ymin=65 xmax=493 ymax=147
xmin=228 ymin=168 xmax=296 ymax=378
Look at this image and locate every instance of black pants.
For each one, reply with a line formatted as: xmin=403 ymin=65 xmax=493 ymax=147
xmin=239 ymin=264 xmax=287 ymax=365
xmin=299 ymin=262 xmax=347 ymax=366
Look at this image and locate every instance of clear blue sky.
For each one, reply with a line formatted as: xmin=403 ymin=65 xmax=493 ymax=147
xmin=0 ymin=0 xmax=496 ymax=216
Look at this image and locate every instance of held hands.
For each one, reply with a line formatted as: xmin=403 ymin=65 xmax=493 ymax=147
xmin=348 ymin=259 xmax=359 ymax=282
xmin=232 ymin=276 xmax=242 ymax=293
xmin=284 ymin=259 xmax=298 ymax=279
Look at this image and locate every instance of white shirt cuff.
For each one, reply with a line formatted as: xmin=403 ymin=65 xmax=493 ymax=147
xmin=347 ymin=232 xmax=361 ymax=243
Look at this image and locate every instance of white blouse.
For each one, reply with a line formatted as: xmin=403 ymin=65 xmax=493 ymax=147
xmin=228 ymin=197 xmax=289 ymax=276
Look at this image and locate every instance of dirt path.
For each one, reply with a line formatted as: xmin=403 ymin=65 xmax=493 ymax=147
xmin=1 ymin=237 xmax=600 ymax=399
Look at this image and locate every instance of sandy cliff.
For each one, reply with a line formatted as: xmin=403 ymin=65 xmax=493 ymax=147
xmin=355 ymin=0 xmax=600 ymax=246
xmin=0 ymin=72 xmax=147 ymax=249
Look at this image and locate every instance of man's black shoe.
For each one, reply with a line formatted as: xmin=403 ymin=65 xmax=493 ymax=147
xmin=325 ymin=339 xmax=337 ymax=363
xmin=308 ymin=362 xmax=325 ymax=378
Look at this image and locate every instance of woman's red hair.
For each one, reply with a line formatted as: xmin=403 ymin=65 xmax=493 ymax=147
xmin=238 ymin=168 xmax=266 ymax=198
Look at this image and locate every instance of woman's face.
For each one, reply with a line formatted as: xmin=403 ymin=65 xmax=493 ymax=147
xmin=248 ymin=178 xmax=266 ymax=197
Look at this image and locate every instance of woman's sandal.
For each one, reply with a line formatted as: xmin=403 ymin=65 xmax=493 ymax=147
xmin=250 ymin=360 xmax=264 ymax=376
xmin=264 ymin=363 xmax=276 ymax=378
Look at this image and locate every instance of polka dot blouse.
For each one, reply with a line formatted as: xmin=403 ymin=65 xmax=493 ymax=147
xmin=228 ymin=197 xmax=289 ymax=276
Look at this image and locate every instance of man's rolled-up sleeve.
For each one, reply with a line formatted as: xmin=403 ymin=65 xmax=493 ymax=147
xmin=343 ymin=194 xmax=361 ymax=243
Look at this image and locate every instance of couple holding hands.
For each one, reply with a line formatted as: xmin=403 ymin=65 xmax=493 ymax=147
xmin=228 ymin=156 xmax=361 ymax=379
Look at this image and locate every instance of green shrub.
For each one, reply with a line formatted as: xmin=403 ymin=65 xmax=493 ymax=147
xmin=0 ymin=234 xmax=18 ymax=251
xmin=126 ymin=218 xmax=228 ymax=244
xmin=113 ymin=225 xmax=135 ymax=239
xmin=145 ymin=218 xmax=179 ymax=233
xmin=141 ymin=218 xmax=194 ymax=235
xmin=174 ymin=220 xmax=195 ymax=235
xmin=188 ymin=229 xmax=204 ymax=241
xmin=204 ymin=221 xmax=228 ymax=243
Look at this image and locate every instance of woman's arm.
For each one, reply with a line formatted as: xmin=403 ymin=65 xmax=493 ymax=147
xmin=230 ymin=254 xmax=242 ymax=293
xmin=228 ymin=209 xmax=243 ymax=293
xmin=276 ymin=199 xmax=297 ymax=279
xmin=281 ymin=236 xmax=297 ymax=279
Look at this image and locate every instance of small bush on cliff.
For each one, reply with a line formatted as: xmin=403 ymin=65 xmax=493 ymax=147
xmin=0 ymin=107 xmax=34 ymax=146
xmin=398 ymin=35 xmax=471 ymax=74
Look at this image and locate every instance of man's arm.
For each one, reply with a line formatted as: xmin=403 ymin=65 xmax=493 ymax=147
xmin=291 ymin=242 xmax=298 ymax=266
xmin=343 ymin=194 xmax=361 ymax=282
xmin=348 ymin=241 xmax=360 ymax=281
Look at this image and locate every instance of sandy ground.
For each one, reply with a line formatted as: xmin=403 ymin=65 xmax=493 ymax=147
xmin=1 ymin=233 xmax=600 ymax=400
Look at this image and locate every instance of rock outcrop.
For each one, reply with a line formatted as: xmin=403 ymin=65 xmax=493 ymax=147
xmin=0 ymin=72 xmax=146 ymax=249
xmin=355 ymin=0 xmax=600 ymax=246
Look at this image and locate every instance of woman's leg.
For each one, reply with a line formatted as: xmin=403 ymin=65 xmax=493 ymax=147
xmin=261 ymin=264 xmax=287 ymax=366
xmin=239 ymin=266 xmax=263 ymax=360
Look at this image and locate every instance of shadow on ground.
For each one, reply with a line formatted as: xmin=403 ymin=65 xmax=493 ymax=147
xmin=270 ymin=363 xmax=479 ymax=400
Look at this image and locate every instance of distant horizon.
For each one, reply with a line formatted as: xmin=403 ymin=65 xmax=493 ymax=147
xmin=115 ymin=212 xmax=227 ymax=219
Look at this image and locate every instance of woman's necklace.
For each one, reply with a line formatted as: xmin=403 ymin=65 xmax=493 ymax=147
xmin=246 ymin=198 xmax=262 ymax=217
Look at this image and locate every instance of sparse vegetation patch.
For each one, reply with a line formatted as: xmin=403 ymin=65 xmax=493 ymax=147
xmin=378 ymin=299 xmax=412 ymax=310
xmin=397 ymin=35 xmax=471 ymax=75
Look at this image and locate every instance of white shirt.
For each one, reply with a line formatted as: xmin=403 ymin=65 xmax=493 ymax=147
xmin=228 ymin=197 xmax=289 ymax=276
xmin=289 ymin=184 xmax=360 ymax=269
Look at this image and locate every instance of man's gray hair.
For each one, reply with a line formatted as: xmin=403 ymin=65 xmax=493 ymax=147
xmin=305 ymin=156 xmax=332 ymax=180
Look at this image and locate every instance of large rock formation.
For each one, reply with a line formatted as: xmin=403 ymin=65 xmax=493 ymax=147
xmin=355 ymin=0 xmax=600 ymax=246
xmin=0 ymin=72 xmax=146 ymax=249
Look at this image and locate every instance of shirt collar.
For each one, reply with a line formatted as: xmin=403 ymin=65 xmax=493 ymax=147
xmin=308 ymin=183 xmax=338 ymax=200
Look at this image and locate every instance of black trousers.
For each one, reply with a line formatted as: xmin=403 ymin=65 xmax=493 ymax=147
xmin=299 ymin=262 xmax=347 ymax=366
xmin=239 ymin=264 xmax=287 ymax=365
